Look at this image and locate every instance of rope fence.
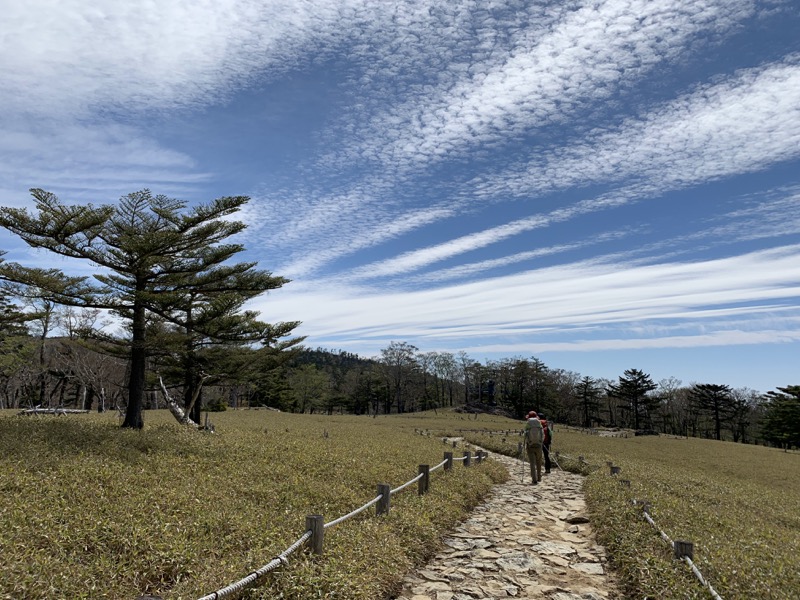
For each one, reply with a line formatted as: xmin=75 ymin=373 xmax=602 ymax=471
xmin=555 ymin=451 xmax=724 ymax=600
xmin=176 ymin=446 xmax=489 ymax=600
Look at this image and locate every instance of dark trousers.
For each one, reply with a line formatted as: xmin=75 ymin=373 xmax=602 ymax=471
xmin=543 ymin=442 xmax=552 ymax=472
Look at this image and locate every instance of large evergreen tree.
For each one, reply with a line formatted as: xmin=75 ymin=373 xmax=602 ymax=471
xmin=0 ymin=189 xmax=296 ymax=428
xmin=575 ymin=376 xmax=602 ymax=428
xmin=607 ymin=368 xmax=658 ymax=429
xmin=761 ymin=386 xmax=800 ymax=449
xmin=689 ymin=383 xmax=734 ymax=440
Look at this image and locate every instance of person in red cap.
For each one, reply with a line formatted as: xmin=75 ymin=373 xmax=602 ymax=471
xmin=522 ymin=412 xmax=544 ymax=484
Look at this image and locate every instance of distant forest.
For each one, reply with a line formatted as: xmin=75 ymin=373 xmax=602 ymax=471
xmin=2 ymin=326 xmax=798 ymax=450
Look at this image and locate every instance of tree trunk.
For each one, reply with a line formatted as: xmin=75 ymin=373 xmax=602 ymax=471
xmin=122 ymin=298 xmax=146 ymax=429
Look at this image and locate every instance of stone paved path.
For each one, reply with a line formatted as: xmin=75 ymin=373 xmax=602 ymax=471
xmin=394 ymin=450 xmax=621 ymax=600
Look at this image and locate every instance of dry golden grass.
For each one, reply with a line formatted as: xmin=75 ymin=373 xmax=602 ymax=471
xmin=6 ymin=407 xmax=796 ymax=600
xmin=0 ymin=409 xmax=505 ymax=599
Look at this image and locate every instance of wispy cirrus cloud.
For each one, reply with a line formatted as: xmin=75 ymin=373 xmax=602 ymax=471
xmin=254 ymin=0 xmax=782 ymax=278
xmin=324 ymin=55 xmax=800 ymax=282
xmin=1 ymin=0 xmax=373 ymax=118
xmin=347 ymin=0 xmax=761 ymax=173
xmin=258 ymin=243 xmax=800 ymax=345
xmin=0 ymin=0 xmax=378 ymax=202
xmin=476 ymin=55 xmax=800 ymax=198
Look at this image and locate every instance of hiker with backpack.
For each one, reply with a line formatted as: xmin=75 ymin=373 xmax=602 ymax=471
xmin=539 ymin=413 xmax=553 ymax=474
xmin=523 ymin=411 xmax=545 ymax=484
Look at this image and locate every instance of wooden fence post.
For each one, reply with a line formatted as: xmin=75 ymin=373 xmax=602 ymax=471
xmin=306 ymin=515 xmax=324 ymax=555
xmin=610 ymin=465 xmax=621 ymax=476
xmin=463 ymin=451 xmax=472 ymax=466
xmin=444 ymin=452 xmax=453 ymax=471
xmin=674 ymin=540 xmax=694 ymax=560
xmin=377 ymin=484 xmax=391 ymax=516
xmin=418 ymin=465 xmax=430 ymax=495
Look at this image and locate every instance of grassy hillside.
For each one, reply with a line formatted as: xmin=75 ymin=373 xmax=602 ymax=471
xmin=0 ymin=410 xmax=505 ymax=599
xmin=465 ymin=425 xmax=800 ymax=599
xmin=4 ymin=408 xmax=796 ymax=599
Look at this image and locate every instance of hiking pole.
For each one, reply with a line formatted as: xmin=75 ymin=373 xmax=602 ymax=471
xmin=546 ymin=445 xmax=563 ymax=471
xmin=519 ymin=442 xmax=526 ymax=483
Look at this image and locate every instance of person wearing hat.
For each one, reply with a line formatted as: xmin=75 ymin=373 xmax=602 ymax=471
xmin=523 ymin=411 xmax=545 ymax=484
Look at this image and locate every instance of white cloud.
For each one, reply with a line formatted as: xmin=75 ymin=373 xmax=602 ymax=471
xmin=330 ymin=55 xmax=800 ymax=281
xmin=346 ymin=0 xmax=760 ymax=172
xmin=248 ymin=1 xmax=792 ymax=279
xmin=465 ymin=328 xmax=800 ymax=355
xmin=0 ymin=0 xmax=369 ymax=118
xmin=257 ymin=244 xmax=800 ymax=351
xmin=479 ymin=56 xmax=800 ymax=198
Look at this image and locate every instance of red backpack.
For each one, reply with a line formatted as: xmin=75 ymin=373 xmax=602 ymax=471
xmin=540 ymin=419 xmax=551 ymax=444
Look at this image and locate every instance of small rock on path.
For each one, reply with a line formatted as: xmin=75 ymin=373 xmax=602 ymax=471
xmin=393 ymin=449 xmax=621 ymax=599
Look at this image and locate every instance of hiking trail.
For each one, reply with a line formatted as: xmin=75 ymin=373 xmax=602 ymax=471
xmin=394 ymin=449 xmax=621 ymax=600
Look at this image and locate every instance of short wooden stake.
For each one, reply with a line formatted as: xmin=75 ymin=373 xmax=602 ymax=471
xmin=418 ymin=464 xmax=430 ymax=495
xmin=452 ymin=440 xmax=457 ymax=448
xmin=610 ymin=466 xmax=621 ymax=476
xmin=306 ymin=515 xmax=324 ymax=555
xmin=444 ymin=451 xmax=453 ymax=471
xmin=463 ymin=451 xmax=472 ymax=467
xmin=475 ymin=451 xmax=482 ymax=465
xmin=674 ymin=540 xmax=694 ymax=560
xmin=578 ymin=456 xmax=585 ymax=463
xmin=377 ymin=484 xmax=391 ymax=516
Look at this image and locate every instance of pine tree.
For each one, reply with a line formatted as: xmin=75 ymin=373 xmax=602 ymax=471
xmin=607 ymin=368 xmax=658 ymax=430
xmin=688 ymin=383 xmax=734 ymax=440
xmin=0 ymin=189 xmax=297 ymax=428
xmin=761 ymin=386 xmax=800 ymax=449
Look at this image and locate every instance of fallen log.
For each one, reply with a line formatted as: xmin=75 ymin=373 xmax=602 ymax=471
xmin=18 ymin=408 xmax=90 ymax=416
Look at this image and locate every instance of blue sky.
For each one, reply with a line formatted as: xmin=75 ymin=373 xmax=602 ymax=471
xmin=2 ymin=0 xmax=800 ymax=393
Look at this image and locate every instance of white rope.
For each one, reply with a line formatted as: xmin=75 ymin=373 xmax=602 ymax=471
xmin=391 ymin=472 xmax=424 ymax=495
xmin=429 ymin=458 xmax=449 ymax=472
xmin=196 ymin=530 xmax=313 ymax=600
xmin=643 ymin=511 xmax=673 ymax=545
xmin=452 ymin=455 xmax=467 ymax=461
xmin=643 ymin=509 xmax=724 ymax=599
xmin=325 ymin=494 xmax=383 ymax=529
xmin=684 ymin=556 xmax=724 ymax=600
